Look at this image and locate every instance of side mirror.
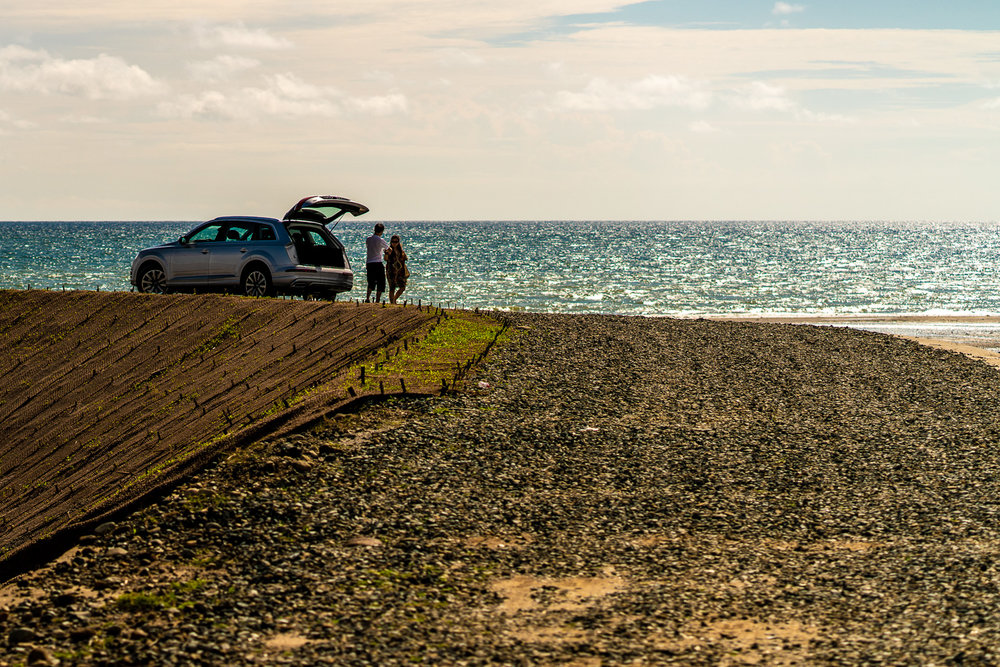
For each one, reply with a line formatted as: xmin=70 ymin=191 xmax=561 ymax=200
xmin=179 ymin=236 xmax=189 ymax=245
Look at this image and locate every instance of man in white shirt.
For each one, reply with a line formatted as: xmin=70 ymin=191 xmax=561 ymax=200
xmin=365 ymin=223 xmax=390 ymax=303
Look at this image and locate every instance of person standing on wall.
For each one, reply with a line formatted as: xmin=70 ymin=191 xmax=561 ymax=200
xmin=365 ymin=223 xmax=390 ymax=303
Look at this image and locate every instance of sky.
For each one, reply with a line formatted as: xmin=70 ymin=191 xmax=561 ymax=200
xmin=1 ymin=1 xmax=999 ymax=221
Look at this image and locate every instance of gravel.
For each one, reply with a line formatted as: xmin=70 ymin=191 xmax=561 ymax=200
xmin=5 ymin=312 xmax=1000 ymax=665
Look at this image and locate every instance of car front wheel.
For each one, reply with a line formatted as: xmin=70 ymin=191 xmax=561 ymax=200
xmin=241 ymin=265 xmax=274 ymax=297
xmin=138 ymin=265 xmax=167 ymax=294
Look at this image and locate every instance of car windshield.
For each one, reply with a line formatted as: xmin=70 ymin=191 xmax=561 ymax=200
xmin=188 ymin=223 xmax=225 ymax=243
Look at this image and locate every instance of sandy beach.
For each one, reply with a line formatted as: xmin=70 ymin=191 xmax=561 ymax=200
xmin=714 ymin=313 xmax=1000 ymax=368
xmin=5 ymin=310 xmax=1000 ymax=664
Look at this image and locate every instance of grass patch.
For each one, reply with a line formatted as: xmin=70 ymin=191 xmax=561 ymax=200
xmin=114 ymin=580 xmax=207 ymax=612
xmin=354 ymin=313 xmax=507 ymax=391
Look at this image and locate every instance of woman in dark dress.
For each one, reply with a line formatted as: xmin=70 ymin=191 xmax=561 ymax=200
xmin=384 ymin=235 xmax=408 ymax=305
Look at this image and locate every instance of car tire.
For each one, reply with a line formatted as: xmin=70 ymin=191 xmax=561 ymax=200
xmin=137 ymin=263 xmax=167 ymax=294
xmin=241 ymin=265 xmax=275 ymax=298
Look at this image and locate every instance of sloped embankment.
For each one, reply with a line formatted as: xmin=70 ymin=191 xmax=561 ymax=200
xmin=0 ymin=290 xmax=502 ymax=573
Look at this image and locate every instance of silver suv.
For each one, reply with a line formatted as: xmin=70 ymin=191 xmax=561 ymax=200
xmin=130 ymin=195 xmax=367 ymax=298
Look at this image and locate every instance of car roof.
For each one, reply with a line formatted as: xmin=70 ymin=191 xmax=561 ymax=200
xmin=207 ymin=216 xmax=280 ymax=224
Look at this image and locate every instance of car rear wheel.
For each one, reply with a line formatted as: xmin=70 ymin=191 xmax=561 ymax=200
xmin=138 ymin=264 xmax=167 ymax=294
xmin=242 ymin=265 xmax=274 ymax=297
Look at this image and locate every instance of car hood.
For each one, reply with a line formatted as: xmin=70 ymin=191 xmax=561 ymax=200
xmin=283 ymin=195 xmax=369 ymax=225
xmin=141 ymin=240 xmax=182 ymax=252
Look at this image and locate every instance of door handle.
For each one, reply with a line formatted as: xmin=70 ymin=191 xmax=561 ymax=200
xmin=201 ymin=249 xmax=209 ymax=254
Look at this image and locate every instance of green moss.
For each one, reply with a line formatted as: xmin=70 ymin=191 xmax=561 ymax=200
xmin=341 ymin=313 xmax=507 ymax=395
xmin=114 ymin=591 xmax=169 ymax=612
xmin=114 ymin=580 xmax=207 ymax=612
xmin=193 ymin=317 xmax=241 ymax=357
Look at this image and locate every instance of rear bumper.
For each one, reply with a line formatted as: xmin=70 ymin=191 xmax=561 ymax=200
xmin=276 ymin=268 xmax=353 ymax=294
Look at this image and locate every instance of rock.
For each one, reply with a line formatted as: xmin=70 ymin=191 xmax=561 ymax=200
xmin=95 ymin=576 xmax=124 ymax=590
xmin=26 ymin=646 xmax=53 ymax=666
xmin=345 ymin=536 xmax=383 ymax=548
xmin=9 ymin=626 xmax=39 ymax=644
xmin=94 ymin=522 xmax=116 ymax=536
xmin=52 ymin=591 xmax=78 ymax=607
xmin=69 ymin=626 xmax=97 ymax=643
xmin=279 ymin=443 xmax=304 ymax=458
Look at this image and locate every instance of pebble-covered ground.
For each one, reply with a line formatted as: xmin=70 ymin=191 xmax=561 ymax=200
xmin=5 ymin=313 xmax=1000 ymax=665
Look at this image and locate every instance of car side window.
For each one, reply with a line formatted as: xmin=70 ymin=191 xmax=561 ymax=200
xmin=223 ymin=222 xmax=254 ymax=242
xmin=189 ymin=223 xmax=224 ymax=243
xmin=306 ymin=230 xmax=329 ymax=247
xmin=256 ymin=224 xmax=277 ymax=241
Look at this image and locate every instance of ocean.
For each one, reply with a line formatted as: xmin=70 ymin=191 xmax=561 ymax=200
xmin=3 ymin=220 xmax=1000 ymax=319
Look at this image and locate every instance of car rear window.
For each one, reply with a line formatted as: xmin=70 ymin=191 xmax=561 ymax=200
xmin=286 ymin=223 xmax=345 ymax=268
xmin=255 ymin=224 xmax=277 ymax=241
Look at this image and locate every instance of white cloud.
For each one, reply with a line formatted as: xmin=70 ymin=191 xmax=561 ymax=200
xmin=158 ymin=90 xmax=239 ymax=120
xmin=159 ymin=73 xmax=408 ymax=120
xmin=7 ymin=2 xmax=633 ymax=36
xmin=0 ymin=45 xmax=165 ymax=99
xmin=262 ymin=72 xmax=329 ymax=100
xmin=346 ymin=94 xmax=409 ymax=116
xmin=0 ymin=108 xmax=35 ymax=131
xmin=241 ymin=87 xmax=339 ymax=117
xmin=727 ymin=80 xmax=854 ymax=123
xmin=193 ymin=21 xmax=292 ymax=50
xmin=187 ymin=55 xmax=260 ymax=82
xmin=689 ymin=120 xmax=718 ymax=133
xmin=728 ymin=81 xmax=796 ymax=112
xmin=161 ymin=76 xmax=337 ymax=120
xmin=772 ymin=2 xmax=805 ymax=15
xmin=552 ymin=75 xmax=711 ymax=112
xmin=59 ymin=114 xmax=107 ymax=125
